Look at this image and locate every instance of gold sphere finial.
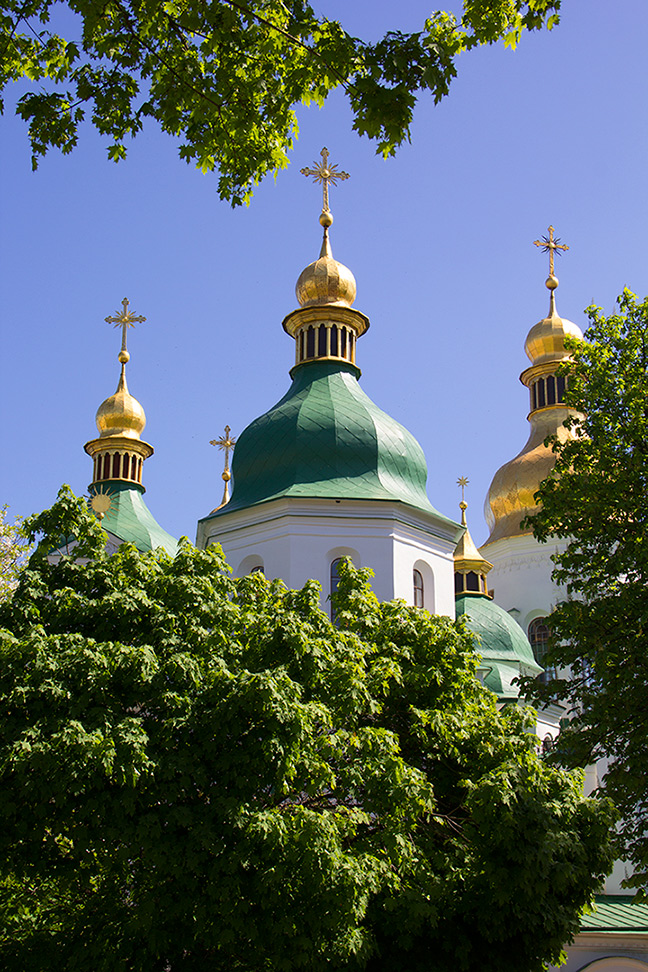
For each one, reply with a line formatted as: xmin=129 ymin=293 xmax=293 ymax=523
xmin=457 ymin=476 xmax=469 ymax=526
xmin=119 ymin=349 xmax=130 ymax=363
xmin=319 ymin=210 xmax=333 ymax=228
xmin=545 ymin=274 xmax=559 ymax=291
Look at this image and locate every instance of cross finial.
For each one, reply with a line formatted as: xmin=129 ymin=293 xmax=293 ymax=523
xmin=209 ymin=425 xmax=237 ymax=510
xmin=104 ymin=297 xmax=147 ymax=362
xmin=457 ymin=476 xmax=469 ymax=525
xmin=533 ymin=226 xmax=569 ymax=277
xmin=301 ymin=147 xmax=350 ymax=220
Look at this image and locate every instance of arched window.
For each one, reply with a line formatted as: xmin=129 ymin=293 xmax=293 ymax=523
xmin=330 ymin=558 xmax=343 ymax=621
xmin=413 ymin=569 xmax=424 ymax=608
xmin=466 ymin=570 xmax=479 ymax=592
xmin=306 ymin=326 xmax=315 ymax=358
xmin=250 ymin=565 xmax=264 ymax=574
xmin=318 ymin=325 xmax=327 ymax=357
xmin=528 ymin=617 xmax=555 ymax=683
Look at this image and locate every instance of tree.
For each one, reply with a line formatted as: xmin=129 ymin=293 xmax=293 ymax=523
xmin=1 ymin=0 xmax=561 ymax=204
xmin=0 ymin=486 xmax=613 ymax=971
xmin=524 ymin=289 xmax=648 ymax=890
xmin=0 ymin=504 xmax=31 ymax=600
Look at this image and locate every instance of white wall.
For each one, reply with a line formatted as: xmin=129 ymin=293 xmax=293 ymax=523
xmin=197 ymin=497 xmax=460 ymax=617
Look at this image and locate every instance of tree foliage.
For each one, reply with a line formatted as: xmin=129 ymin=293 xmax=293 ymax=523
xmin=1 ymin=0 xmax=561 ymax=203
xmin=525 ymin=289 xmax=648 ymax=889
xmin=0 ymin=505 xmax=31 ymax=600
xmin=0 ymin=486 xmax=613 ymax=971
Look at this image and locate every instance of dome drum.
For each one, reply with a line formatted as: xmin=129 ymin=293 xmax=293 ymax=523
xmin=283 ymin=305 xmax=369 ymax=370
xmin=84 ymin=434 xmax=153 ymax=490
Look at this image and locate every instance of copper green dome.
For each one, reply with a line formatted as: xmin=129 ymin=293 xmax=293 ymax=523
xmin=456 ymin=592 xmax=542 ymax=700
xmin=91 ymin=483 xmax=178 ymax=556
xmin=204 ymin=360 xmax=453 ymax=522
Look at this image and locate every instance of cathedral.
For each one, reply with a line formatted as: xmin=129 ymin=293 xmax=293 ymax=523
xmin=81 ymin=151 xmax=648 ymax=971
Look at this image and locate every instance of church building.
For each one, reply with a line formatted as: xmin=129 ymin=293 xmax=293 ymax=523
xmin=76 ymin=151 xmax=648 ymax=971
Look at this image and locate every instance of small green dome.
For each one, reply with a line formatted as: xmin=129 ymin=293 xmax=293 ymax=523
xmin=207 ymin=360 xmax=452 ymax=521
xmin=94 ymin=483 xmax=178 ymax=556
xmin=456 ymin=592 xmax=542 ymax=700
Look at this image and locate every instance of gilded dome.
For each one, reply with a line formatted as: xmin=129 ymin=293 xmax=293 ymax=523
xmin=482 ymin=272 xmax=582 ymax=547
xmin=295 ymin=229 xmax=356 ymax=308
xmin=96 ymin=368 xmax=146 ymax=440
xmin=483 ymin=407 xmax=575 ymax=545
xmin=524 ymin=279 xmax=583 ymax=366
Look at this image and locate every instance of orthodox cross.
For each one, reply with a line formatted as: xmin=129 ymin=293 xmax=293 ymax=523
xmin=105 ymin=298 xmax=147 ymax=357
xmin=210 ymin=425 xmax=237 ymax=509
xmin=300 ymin=147 xmax=350 ymax=215
xmin=533 ymin=226 xmax=569 ymax=277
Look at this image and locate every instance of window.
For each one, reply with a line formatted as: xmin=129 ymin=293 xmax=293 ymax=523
xmin=306 ymin=326 xmax=315 ymax=358
xmin=466 ymin=570 xmax=479 ymax=592
xmin=330 ymin=558 xmax=343 ymax=620
xmin=250 ymin=565 xmax=264 ymax=574
xmin=318 ymin=325 xmax=327 ymax=356
xmin=330 ymin=326 xmax=338 ymax=357
xmin=528 ymin=617 xmax=555 ymax=684
xmin=413 ymin=569 xmax=424 ymax=608
xmin=537 ymin=379 xmax=546 ymax=408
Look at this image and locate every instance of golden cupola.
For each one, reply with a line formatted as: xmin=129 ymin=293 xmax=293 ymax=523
xmin=84 ymin=299 xmax=154 ymax=490
xmin=482 ymin=227 xmax=583 ymax=548
xmin=282 ymin=147 xmax=369 ymax=369
xmin=454 ymin=485 xmax=493 ymax=596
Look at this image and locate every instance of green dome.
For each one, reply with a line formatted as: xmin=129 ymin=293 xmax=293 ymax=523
xmin=207 ymin=360 xmax=453 ymax=521
xmin=95 ymin=483 xmax=178 ymax=556
xmin=456 ymin=592 xmax=542 ymax=700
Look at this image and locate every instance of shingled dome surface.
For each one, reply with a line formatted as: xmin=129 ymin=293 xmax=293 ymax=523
xmin=207 ymin=360 xmax=453 ymax=523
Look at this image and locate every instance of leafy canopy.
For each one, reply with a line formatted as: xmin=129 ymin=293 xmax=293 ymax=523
xmin=0 ymin=486 xmax=613 ymax=971
xmin=1 ymin=0 xmax=561 ymax=203
xmin=525 ymin=289 xmax=648 ymax=889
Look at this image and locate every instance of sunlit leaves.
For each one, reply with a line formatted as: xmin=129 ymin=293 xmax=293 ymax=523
xmin=0 ymin=484 xmax=613 ymax=970
xmin=1 ymin=0 xmax=561 ymax=203
xmin=525 ymin=290 xmax=648 ymax=889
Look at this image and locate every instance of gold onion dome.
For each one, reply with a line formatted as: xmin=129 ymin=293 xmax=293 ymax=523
xmin=96 ymin=362 xmax=146 ymax=440
xmin=295 ymin=213 xmax=357 ymax=308
xmin=483 ymin=229 xmax=582 ymax=547
xmin=523 ymin=274 xmax=583 ymax=367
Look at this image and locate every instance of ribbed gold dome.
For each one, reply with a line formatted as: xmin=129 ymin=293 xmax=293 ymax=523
xmin=96 ymin=368 xmax=146 ymax=440
xmin=483 ymin=407 xmax=574 ymax=545
xmin=295 ymin=228 xmax=356 ymax=308
xmin=524 ymin=276 xmax=583 ymax=366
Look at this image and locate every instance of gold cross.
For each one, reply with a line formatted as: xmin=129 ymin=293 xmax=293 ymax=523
xmin=210 ymin=426 xmax=237 ymax=509
xmin=533 ymin=226 xmax=569 ymax=277
xmin=300 ymin=147 xmax=350 ymax=215
xmin=105 ymin=298 xmax=147 ymax=355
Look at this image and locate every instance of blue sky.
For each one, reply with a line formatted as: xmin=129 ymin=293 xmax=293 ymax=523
xmin=2 ymin=0 xmax=647 ymax=548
